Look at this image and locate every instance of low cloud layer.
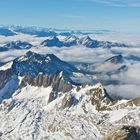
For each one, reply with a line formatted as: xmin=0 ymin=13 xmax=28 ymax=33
xmin=0 ymin=33 xmax=140 ymax=99
xmin=93 ymin=33 xmax=140 ymax=46
xmin=106 ymin=84 xmax=140 ymax=99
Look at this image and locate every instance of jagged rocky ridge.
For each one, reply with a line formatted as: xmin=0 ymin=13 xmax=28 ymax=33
xmin=0 ymin=27 xmax=16 ymax=36
xmin=0 ymin=41 xmax=33 ymax=51
xmin=103 ymin=54 xmax=128 ymax=74
xmin=0 ymin=27 xmax=130 ymax=49
xmin=104 ymin=54 xmax=123 ymax=64
xmin=9 ymin=25 xmax=92 ymax=36
xmin=0 ymin=51 xmax=79 ymax=97
xmin=41 ymin=35 xmax=128 ymax=48
xmin=0 ymin=52 xmax=140 ymax=140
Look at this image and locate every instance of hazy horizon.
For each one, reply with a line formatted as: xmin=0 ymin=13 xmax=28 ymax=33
xmin=0 ymin=0 xmax=140 ymax=33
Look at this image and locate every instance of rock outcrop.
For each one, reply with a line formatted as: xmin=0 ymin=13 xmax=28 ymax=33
xmin=103 ymin=125 xmax=140 ymax=140
xmin=0 ymin=69 xmax=13 ymax=89
xmin=3 ymin=41 xmax=33 ymax=50
xmin=90 ymin=87 xmax=113 ymax=111
xmin=20 ymin=72 xmax=73 ymax=93
xmin=41 ymin=36 xmax=63 ymax=47
xmin=105 ymin=54 xmax=123 ymax=64
xmin=60 ymin=93 xmax=78 ymax=109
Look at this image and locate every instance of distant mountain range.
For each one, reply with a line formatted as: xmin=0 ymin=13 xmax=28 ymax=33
xmin=41 ymin=36 xmax=128 ymax=48
xmin=0 ymin=26 xmax=131 ymax=50
xmin=0 ymin=28 xmax=16 ymax=36
xmin=0 ymin=41 xmax=33 ymax=52
xmin=0 ymin=25 xmax=94 ymax=37
xmin=0 ymin=36 xmax=129 ymax=52
xmin=3 ymin=41 xmax=33 ymax=50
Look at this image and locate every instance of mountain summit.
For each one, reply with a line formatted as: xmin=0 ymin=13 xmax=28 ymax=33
xmin=13 ymin=51 xmax=77 ymax=76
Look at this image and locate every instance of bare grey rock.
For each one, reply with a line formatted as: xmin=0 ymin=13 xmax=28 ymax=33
xmin=90 ymin=88 xmax=113 ymax=111
xmin=0 ymin=69 xmax=12 ymax=90
xmin=103 ymin=125 xmax=140 ymax=140
xmin=48 ymin=91 xmax=58 ymax=103
xmin=20 ymin=72 xmax=73 ymax=91
xmin=60 ymin=94 xmax=74 ymax=109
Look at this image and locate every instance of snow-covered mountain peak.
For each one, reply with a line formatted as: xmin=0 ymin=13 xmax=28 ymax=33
xmin=0 ymin=27 xmax=16 ymax=36
xmin=0 ymin=52 xmax=83 ymax=98
xmin=3 ymin=40 xmax=33 ymax=50
xmin=59 ymin=83 xmax=114 ymax=112
xmin=78 ymin=36 xmax=91 ymax=44
xmin=105 ymin=54 xmax=123 ymax=64
xmin=78 ymin=36 xmax=99 ymax=48
xmin=64 ymin=35 xmax=78 ymax=41
xmin=11 ymin=51 xmax=77 ymax=77
xmin=25 ymin=51 xmax=57 ymax=62
xmin=41 ymin=36 xmax=63 ymax=47
xmin=81 ymin=35 xmax=92 ymax=42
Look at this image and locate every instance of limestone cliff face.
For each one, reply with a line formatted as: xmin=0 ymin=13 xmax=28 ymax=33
xmin=60 ymin=93 xmax=78 ymax=109
xmin=56 ymin=84 xmax=114 ymax=111
xmin=19 ymin=72 xmax=73 ymax=104
xmin=20 ymin=72 xmax=73 ymax=93
xmin=0 ymin=69 xmax=13 ymax=89
xmin=90 ymin=87 xmax=113 ymax=111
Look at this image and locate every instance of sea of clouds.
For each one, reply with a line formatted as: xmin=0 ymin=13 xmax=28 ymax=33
xmin=0 ymin=32 xmax=140 ymax=99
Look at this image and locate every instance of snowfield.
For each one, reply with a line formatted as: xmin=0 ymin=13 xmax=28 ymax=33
xmin=0 ymin=82 xmax=140 ymax=140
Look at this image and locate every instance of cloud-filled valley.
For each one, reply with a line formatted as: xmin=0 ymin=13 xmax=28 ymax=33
xmin=0 ymin=31 xmax=140 ymax=100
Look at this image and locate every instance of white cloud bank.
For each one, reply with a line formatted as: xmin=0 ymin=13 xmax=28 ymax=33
xmin=106 ymin=84 xmax=140 ymax=99
xmin=0 ymin=33 xmax=140 ymax=99
xmin=92 ymin=33 xmax=140 ymax=46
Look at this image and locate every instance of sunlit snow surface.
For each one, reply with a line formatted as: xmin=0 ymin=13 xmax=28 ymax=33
xmin=0 ymin=82 xmax=139 ymax=140
xmin=0 ymin=61 xmax=13 ymax=71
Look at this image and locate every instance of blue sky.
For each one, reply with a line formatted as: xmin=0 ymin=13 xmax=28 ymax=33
xmin=0 ymin=0 xmax=140 ymax=32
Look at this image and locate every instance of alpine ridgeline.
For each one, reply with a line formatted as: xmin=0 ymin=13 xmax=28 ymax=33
xmin=0 ymin=51 xmax=140 ymax=140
